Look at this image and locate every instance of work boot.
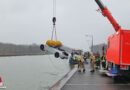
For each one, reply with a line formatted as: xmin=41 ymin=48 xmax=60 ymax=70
xmin=78 ymin=70 xmax=81 ymax=72
xmin=90 ymin=70 xmax=95 ymax=72
xmin=83 ymin=69 xmax=85 ymax=72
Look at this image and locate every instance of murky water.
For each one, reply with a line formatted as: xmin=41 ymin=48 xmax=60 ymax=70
xmin=0 ymin=55 xmax=71 ymax=90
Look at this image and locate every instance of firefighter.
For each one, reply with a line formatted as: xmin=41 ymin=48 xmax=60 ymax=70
xmin=77 ymin=55 xmax=85 ymax=72
xmin=90 ymin=53 xmax=96 ymax=72
xmin=95 ymin=55 xmax=101 ymax=69
xmin=101 ymin=55 xmax=106 ymax=70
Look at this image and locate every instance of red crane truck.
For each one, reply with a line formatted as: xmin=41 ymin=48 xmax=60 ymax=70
xmin=95 ymin=0 xmax=130 ymax=77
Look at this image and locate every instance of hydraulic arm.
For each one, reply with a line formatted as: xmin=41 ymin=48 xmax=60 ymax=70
xmin=95 ymin=0 xmax=121 ymax=32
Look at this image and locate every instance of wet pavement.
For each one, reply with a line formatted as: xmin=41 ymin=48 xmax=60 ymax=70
xmin=62 ymin=64 xmax=130 ymax=90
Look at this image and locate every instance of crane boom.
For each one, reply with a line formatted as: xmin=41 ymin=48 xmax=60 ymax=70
xmin=95 ymin=0 xmax=121 ymax=32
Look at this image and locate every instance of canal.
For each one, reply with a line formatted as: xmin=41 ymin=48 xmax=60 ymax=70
xmin=0 ymin=55 xmax=70 ymax=90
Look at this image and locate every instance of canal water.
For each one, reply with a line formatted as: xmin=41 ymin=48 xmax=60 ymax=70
xmin=0 ymin=55 xmax=71 ymax=90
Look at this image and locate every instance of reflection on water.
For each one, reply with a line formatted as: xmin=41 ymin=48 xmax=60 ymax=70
xmin=0 ymin=55 xmax=71 ymax=90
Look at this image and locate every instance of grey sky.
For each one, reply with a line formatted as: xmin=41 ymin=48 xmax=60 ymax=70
xmin=0 ymin=0 xmax=130 ymax=50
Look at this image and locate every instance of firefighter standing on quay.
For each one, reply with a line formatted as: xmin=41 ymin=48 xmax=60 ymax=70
xmin=101 ymin=46 xmax=106 ymax=69
xmin=95 ymin=54 xmax=101 ymax=69
xmin=90 ymin=53 xmax=96 ymax=72
xmin=101 ymin=55 xmax=106 ymax=69
xmin=77 ymin=55 xmax=86 ymax=72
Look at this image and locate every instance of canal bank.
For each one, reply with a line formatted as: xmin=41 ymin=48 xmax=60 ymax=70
xmin=49 ymin=65 xmax=78 ymax=90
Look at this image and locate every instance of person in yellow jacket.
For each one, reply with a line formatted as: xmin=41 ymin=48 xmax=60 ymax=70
xmin=77 ymin=55 xmax=85 ymax=72
xmin=101 ymin=55 xmax=106 ymax=70
xmin=90 ymin=53 xmax=96 ymax=72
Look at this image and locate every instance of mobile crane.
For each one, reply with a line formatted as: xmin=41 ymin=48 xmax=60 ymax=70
xmin=95 ymin=0 xmax=130 ymax=77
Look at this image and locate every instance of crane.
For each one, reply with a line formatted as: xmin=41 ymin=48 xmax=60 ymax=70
xmin=95 ymin=0 xmax=130 ymax=78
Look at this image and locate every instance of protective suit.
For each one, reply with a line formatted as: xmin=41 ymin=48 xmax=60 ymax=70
xmin=77 ymin=55 xmax=85 ymax=72
xmin=90 ymin=54 xmax=96 ymax=72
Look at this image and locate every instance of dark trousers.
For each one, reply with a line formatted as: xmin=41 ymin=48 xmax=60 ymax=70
xmin=102 ymin=62 xmax=106 ymax=69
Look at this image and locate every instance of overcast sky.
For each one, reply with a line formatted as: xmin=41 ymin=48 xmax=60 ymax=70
xmin=0 ymin=0 xmax=130 ymax=50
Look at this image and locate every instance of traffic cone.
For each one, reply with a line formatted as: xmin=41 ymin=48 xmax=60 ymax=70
xmin=0 ymin=76 xmax=2 ymax=83
xmin=0 ymin=76 xmax=6 ymax=88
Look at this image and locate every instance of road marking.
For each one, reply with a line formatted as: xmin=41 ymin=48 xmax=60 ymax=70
xmin=65 ymin=83 xmax=130 ymax=86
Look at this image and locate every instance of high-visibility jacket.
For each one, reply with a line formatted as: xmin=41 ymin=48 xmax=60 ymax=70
xmin=96 ymin=56 xmax=100 ymax=61
xmin=101 ymin=56 xmax=106 ymax=62
xmin=83 ymin=55 xmax=87 ymax=60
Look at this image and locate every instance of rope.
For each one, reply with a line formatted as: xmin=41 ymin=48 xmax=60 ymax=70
xmin=51 ymin=0 xmax=58 ymax=41
xmin=54 ymin=25 xmax=57 ymax=41
xmin=51 ymin=27 xmax=54 ymax=40
xmin=51 ymin=25 xmax=57 ymax=41
xmin=53 ymin=0 xmax=56 ymax=17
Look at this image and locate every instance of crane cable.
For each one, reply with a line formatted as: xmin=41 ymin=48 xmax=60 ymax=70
xmin=51 ymin=0 xmax=57 ymax=41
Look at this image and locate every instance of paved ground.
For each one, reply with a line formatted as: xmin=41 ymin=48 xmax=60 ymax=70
xmin=62 ymin=64 xmax=130 ymax=90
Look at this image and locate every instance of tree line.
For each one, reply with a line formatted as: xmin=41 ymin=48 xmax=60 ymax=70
xmin=0 ymin=42 xmax=49 ymax=56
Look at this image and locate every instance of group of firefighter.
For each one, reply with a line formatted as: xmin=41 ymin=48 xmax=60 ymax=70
xmin=75 ymin=52 xmax=106 ymax=72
